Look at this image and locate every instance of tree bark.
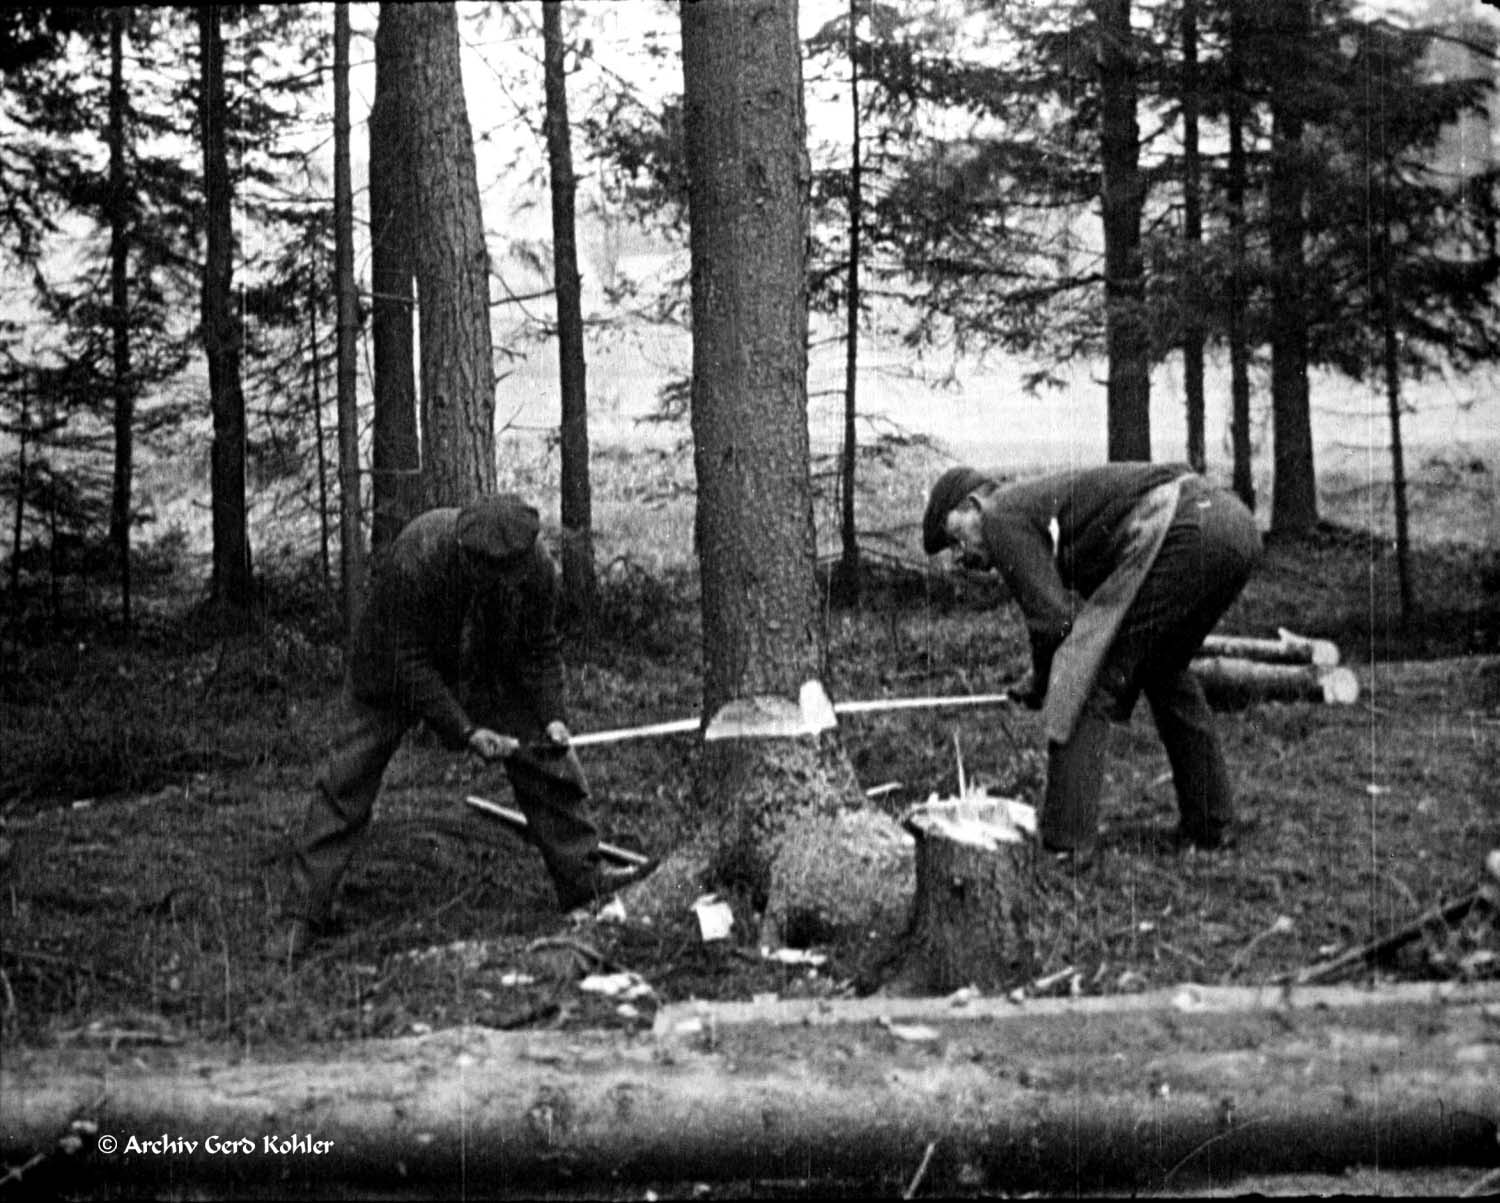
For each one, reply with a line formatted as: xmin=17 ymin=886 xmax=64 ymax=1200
xmin=107 ymin=7 xmax=133 ymax=629
xmin=333 ymin=2 xmax=366 ymax=639
xmin=390 ymin=2 xmax=496 ymax=509
xmin=369 ymin=1 xmax=422 ymax=552
xmin=1180 ymin=0 xmax=1205 ymax=474
xmin=1226 ymin=1 xmax=1255 ymax=509
xmin=670 ymin=0 xmax=866 ymax=942
xmin=1268 ymin=0 xmax=1318 ymax=534
xmin=199 ymin=4 xmax=253 ymax=610
xmin=543 ymin=0 xmax=597 ymax=625
xmin=1096 ymin=0 xmax=1151 ymax=462
xmin=3 ymin=985 xmax=1495 ymax=1197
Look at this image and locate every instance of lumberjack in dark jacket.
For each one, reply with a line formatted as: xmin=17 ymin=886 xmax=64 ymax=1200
xmin=923 ymin=463 xmax=1262 ymax=860
xmin=274 ymin=495 xmax=640 ymax=959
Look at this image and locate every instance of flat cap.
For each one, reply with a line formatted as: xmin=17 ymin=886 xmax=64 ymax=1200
xmin=456 ymin=494 xmax=541 ymax=564
xmin=922 ymin=466 xmax=990 ymax=555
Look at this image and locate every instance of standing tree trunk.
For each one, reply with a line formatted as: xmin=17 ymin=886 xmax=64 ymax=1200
xmin=833 ymin=0 xmax=863 ymax=605
xmin=388 ymin=2 xmax=496 ymax=509
xmin=199 ymin=4 xmax=253 ymax=610
xmin=107 ymin=7 xmax=134 ymax=629
xmin=334 ymin=2 xmax=366 ymax=639
xmin=9 ymin=381 xmax=29 ymax=602
xmin=673 ymin=0 xmax=866 ymax=942
xmin=1096 ymin=0 xmax=1151 ymax=462
xmin=1180 ymin=0 xmax=1205 ymax=474
xmin=308 ymin=285 xmax=332 ymax=589
xmin=369 ymin=1 xmax=422 ymax=552
xmin=542 ymin=0 xmax=597 ymax=625
xmin=1378 ymin=153 xmax=1413 ymax=623
xmin=1226 ymin=0 xmax=1255 ymax=509
xmin=1268 ymin=0 xmax=1317 ymax=534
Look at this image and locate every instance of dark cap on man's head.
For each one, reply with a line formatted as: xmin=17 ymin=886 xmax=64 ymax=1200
xmin=922 ymin=466 xmax=990 ymax=555
xmin=456 ymin=494 xmax=541 ymax=564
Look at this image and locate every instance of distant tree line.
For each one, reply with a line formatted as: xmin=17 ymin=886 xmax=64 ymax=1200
xmin=0 ymin=0 xmax=1495 ymax=637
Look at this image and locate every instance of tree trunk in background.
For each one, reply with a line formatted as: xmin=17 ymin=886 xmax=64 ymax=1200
xmin=1269 ymin=0 xmax=1317 ymax=534
xmin=334 ymin=3 xmax=366 ymax=640
xmin=107 ymin=8 xmax=134 ymax=629
xmin=542 ymin=0 xmax=597 ymax=626
xmin=1096 ymin=0 xmax=1150 ymax=462
xmin=199 ymin=5 xmax=253 ymax=610
xmin=680 ymin=0 xmax=864 ymax=938
xmin=834 ymin=0 xmax=862 ymax=605
xmin=369 ymin=2 xmax=422 ymax=552
xmin=308 ymin=287 xmax=332 ymax=589
xmin=1379 ymin=152 xmax=1414 ymax=623
xmin=1226 ymin=1 xmax=1255 ymax=509
xmin=1180 ymin=0 xmax=1205 ymax=474
xmin=391 ymin=2 xmax=496 ymax=509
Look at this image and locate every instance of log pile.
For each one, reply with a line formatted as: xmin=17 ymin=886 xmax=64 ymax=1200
xmin=1191 ymin=628 xmax=1358 ymax=708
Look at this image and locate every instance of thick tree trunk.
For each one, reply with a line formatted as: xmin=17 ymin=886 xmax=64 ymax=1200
xmin=1191 ymin=657 xmax=1359 ymax=708
xmin=665 ymin=0 xmax=866 ymax=943
xmin=1180 ymin=0 xmax=1205 ymax=474
xmin=3 ymin=985 xmax=1495 ymax=1197
xmin=1268 ymin=0 xmax=1317 ymax=534
xmin=1226 ymin=1 xmax=1255 ymax=509
xmin=1096 ymin=0 xmax=1151 ymax=462
xmin=107 ymin=8 xmax=133 ymax=629
xmin=390 ymin=2 xmax=496 ymax=509
xmin=369 ymin=2 xmax=422 ymax=552
xmin=543 ymin=1 xmax=597 ymax=624
xmin=333 ymin=3 xmax=366 ymax=639
xmin=199 ymin=4 xmax=253 ymax=610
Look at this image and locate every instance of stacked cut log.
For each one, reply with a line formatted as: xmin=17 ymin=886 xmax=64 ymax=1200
xmin=1191 ymin=627 xmax=1359 ymax=708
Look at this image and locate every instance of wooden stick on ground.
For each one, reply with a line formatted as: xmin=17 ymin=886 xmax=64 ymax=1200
xmin=1293 ymin=890 xmax=1487 ymax=985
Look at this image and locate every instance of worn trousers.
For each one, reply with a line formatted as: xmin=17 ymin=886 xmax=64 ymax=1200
xmin=291 ymin=690 xmax=601 ymax=922
xmin=1040 ymin=483 xmax=1261 ymax=852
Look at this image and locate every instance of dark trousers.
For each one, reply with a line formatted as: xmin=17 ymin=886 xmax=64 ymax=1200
xmin=291 ymin=689 xmax=600 ymax=922
xmin=1040 ymin=485 xmax=1261 ymax=852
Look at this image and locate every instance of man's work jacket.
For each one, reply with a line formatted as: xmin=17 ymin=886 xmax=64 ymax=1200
xmin=974 ymin=462 xmax=1195 ymax=745
xmin=346 ymin=508 xmax=567 ymax=747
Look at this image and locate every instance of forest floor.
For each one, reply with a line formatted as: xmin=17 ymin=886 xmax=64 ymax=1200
xmin=2 ymin=447 xmax=1499 ymax=1194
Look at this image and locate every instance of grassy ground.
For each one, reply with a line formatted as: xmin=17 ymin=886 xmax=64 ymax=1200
xmin=1 ymin=443 xmax=1497 ymax=1059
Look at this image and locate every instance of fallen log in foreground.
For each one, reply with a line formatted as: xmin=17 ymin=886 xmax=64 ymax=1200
xmin=2 ymin=983 xmax=1495 ymax=1197
xmin=1191 ymin=656 xmax=1360 ymax=708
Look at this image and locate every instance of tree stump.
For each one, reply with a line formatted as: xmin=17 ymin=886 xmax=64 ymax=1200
xmin=899 ymin=794 xmax=1036 ymax=993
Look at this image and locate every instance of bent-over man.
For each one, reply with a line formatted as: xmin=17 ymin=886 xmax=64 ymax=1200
xmin=922 ymin=463 xmax=1261 ymax=863
xmin=270 ymin=494 xmax=647 ymax=960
